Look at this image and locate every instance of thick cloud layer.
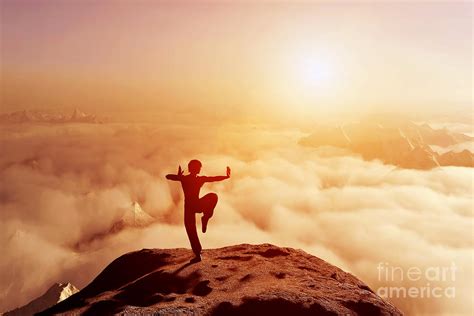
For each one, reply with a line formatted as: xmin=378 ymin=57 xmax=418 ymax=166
xmin=0 ymin=122 xmax=472 ymax=315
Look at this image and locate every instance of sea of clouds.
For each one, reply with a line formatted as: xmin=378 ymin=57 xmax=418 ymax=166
xmin=0 ymin=121 xmax=472 ymax=315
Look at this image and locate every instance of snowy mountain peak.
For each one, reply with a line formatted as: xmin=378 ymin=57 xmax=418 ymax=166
xmin=128 ymin=201 xmax=154 ymax=226
xmin=71 ymin=108 xmax=87 ymax=120
xmin=109 ymin=201 xmax=155 ymax=233
xmin=4 ymin=282 xmax=78 ymax=316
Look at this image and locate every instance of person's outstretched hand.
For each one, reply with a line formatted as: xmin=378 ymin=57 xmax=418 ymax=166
xmin=178 ymin=165 xmax=184 ymax=176
xmin=226 ymin=166 xmax=231 ymax=178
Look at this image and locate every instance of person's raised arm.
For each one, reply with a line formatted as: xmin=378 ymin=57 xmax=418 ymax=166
xmin=165 ymin=165 xmax=184 ymax=181
xmin=202 ymin=166 xmax=231 ymax=183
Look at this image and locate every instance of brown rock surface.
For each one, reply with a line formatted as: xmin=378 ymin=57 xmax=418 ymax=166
xmin=39 ymin=244 xmax=402 ymax=315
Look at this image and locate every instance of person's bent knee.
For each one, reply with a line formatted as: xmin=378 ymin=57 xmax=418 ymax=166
xmin=209 ymin=193 xmax=218 ymax=203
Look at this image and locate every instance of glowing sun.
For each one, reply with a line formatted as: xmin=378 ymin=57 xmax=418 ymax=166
xmin=296 ymin=55 xmax=336 ymax=88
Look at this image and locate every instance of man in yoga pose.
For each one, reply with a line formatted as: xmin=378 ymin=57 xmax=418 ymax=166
xmin=166 ymin=160 xmax=231 ymax=262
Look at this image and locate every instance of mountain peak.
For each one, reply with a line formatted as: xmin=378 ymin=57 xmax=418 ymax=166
xmin=127 ymin=201 xmax=155 ymax=226
xmin=4 ymin=282 xmax=78 ymax=316
xmin=301 ymin=119 xmax=473 ymax=169
xmin=109 ymin=201 xmax=155 ymax=234
xmin=39 ymin=244 xmax=402 ymax=315
xmin=71 ymin=108 xmax=87 ymax=119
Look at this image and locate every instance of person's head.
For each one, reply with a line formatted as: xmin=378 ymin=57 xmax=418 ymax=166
xmin=188 ymin=159 xmax=202 ymax=175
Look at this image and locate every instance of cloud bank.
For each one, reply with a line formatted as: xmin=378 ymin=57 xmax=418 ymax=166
xmin=0 ymin=122 xmax=472 ymax=315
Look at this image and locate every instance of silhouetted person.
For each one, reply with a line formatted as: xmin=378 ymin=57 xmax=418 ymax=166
xmin=166 ymin=160 xmax=231 ymax=263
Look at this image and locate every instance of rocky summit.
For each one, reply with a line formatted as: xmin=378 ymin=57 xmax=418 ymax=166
xmin=39 ymin=244 xmax=402 ymax=315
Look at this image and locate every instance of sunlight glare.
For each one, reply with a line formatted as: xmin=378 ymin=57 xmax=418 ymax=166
xmin=297 ymin=55 xmax=335 ymax=88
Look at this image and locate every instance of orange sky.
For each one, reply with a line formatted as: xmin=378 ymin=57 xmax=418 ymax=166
xmin=1 ymin=1 xmax=472 ymax=120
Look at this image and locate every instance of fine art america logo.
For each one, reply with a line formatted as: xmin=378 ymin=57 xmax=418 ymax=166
xmin=376 ymin=262 xmax=456 ymax=299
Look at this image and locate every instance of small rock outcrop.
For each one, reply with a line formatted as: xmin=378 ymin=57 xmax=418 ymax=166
xmin=39 ymin=244 xmax=402 ymax=315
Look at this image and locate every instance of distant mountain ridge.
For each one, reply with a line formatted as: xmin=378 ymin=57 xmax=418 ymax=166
xmin=0 ymin=109 xmax=106 ymax=124
xmin=300 ymin=118 xmax=473 ymax=169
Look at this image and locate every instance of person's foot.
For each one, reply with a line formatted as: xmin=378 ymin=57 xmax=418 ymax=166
xmin=190 ymin=255 xmax=201 ymax=263
xmin=201 ymin=216 xmax=209 ymax=233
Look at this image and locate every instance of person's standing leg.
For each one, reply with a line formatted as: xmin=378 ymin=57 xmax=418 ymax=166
xmin=200 ymin=193 xmax=218 ymax=233
xmin=184 ymin=209 xmax=202 ymax=260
